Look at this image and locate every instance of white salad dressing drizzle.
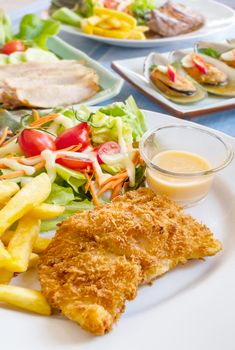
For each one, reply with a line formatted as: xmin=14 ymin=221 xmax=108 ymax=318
xmin=0 ymin=158 xmax=35 ymax=175
xmin=0 ymin=140 xmax=22 ymax=158
xmin=221 ymin=49 xmax=235 ymax=61
xmin=47 ymin=114 xmax=74 ymax=136
xmin=116 ymin=117 xmax=135 ymax=186
xmin=41 ymin=149 xmax=57 ymax=182
xmin=89 ymin=153 xmax=112 ymax=185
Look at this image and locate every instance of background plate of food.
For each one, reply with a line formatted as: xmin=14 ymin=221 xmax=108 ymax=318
xmin=0 ymin=12 xmax=123 ymax=111
xmin=112 ymin=42 xmax=235 ymax=117
xmin=49 ymin=0 xmax=235 ymax=48
xmin=0 ymin=98 xmax=234 ymax=349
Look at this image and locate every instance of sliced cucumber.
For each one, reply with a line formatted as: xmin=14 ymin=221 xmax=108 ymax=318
xmin=0 ymin=54 xmax=9 ymax=65
xmin=8 ymin=52 xmax=26 ymax=64
xmin=25 ymin=48 xmax=59 ymax=62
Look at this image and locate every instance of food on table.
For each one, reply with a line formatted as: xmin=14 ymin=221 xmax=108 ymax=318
xmin=0 ymin=285 xmax=51 ymax=315
xmin=0 ymin=173 xmax=63 ymax=309
xmin=0 ymin=97 xmax=146 ymax=230
xmin=147 ymin=0 xmax=204 ymax=38
xmin=146 ymin=150 xmax=213 ymax=204
xmin=81 ymin=7 xmax=148 ymax=40
xmin=38 ymin=187 xmax=222 ymax=335
xmin=50 ymin=0 xmax=204 ymax=40
xmin=144 ymin=52 xmax=207 ymax=104
xmin=196 ymin=41 xmax=235 ymax=69
xmin=0 ymin=60 xmax=100 ymax=109
xmin=173 ymin=51 xmax=235 ymax=97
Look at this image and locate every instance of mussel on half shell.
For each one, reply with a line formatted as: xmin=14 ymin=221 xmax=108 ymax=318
xmin=195 ymin=41 xmax=235 ymax=69
xmin=143 ymin=52 xmax=207 ymax=104
xmin=171 ymin=50 xmax=235 ymax=97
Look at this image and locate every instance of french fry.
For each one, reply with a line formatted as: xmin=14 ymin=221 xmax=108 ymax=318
xmin=93 ymin=27 xmax=129 ymax=39
xmin=7 ymin=216 xmax=40 ymax=272
xmin=0 ymin=181 xmax=19 ymax=204
xmin=28 ymin=253 xmax=39 ymax=269
xmin=2 ymin=230 xmax=51 ymax=253
xmin=29 ymin=203 xmax=65 ymax=220
xmin=81 ymin=21 xmax=94 ymax=34
xmin=128 ymin=30 xmax=145 ymax=40
xmin=0 ymin=240 xmax=11 ymax=267
xmin=87 ymin=15 xmax=103 ymax=26
xmin=0 ymin=269 xmax=13 ymax=284
xmin=0 ymin=173 xmax=51 ymax=236
xmin=94 ymin=7 xmax=136 ymax=28
xmin=0 ymin=285 xmax=51 ymax=315
xmin=33 ymin=236 xmax=51 ymax=253
xmin=106 ymin=17 xmax=122 ymax=29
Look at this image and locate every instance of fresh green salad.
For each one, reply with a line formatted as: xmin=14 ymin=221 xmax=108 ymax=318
xmin=0 ymin=10 xmax=60 ymax=64
xmin=0 ymin=96 xmax=147 ymax=231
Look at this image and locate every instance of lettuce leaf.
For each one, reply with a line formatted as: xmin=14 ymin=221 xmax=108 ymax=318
xmin=17 ymin=14 xmax=60 ymax=50
xmin=131 ymin=0 xmax=156 ymax=24
xmin=51 ymin=7 xmax=82 ymax=27
xmin=46 ymin=183 xmax=74 ymax=205
xmin=91 ymin=96 xmax=147 ymax=145
xmin=55 ymin=164 xmax=86 ymax=193
xmin=0 ymin=10 xmax=12 ymax=45
xmin=41 ymin=199 xmax=93 ymax=232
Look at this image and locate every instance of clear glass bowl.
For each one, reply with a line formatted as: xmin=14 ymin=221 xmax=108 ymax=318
xmin=139 ymin=124 xmax=234 ymax=207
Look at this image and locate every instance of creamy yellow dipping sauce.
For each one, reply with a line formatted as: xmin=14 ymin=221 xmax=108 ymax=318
xmin=146 ymin=150 xmax=214 ymax=205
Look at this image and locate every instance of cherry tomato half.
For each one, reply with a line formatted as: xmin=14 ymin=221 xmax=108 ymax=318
xmin=56 ymin=156 xmax=92 ymax=170
xmin=55 ymin=122 xmax=90 ymax=152
xmin=96 ymin=141 xmax=121 ymax=164
xmin=18 ymin=129 xmax=56 ymax=157
xmin=2 ymin=40 xmax=27 ymax=55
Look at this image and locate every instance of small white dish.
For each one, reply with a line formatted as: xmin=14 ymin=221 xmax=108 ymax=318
xmin=60 ymin=0 xmax=235 ymax=48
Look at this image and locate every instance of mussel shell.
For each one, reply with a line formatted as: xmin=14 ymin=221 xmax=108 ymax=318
xmin=171 ymin=50 xmax=235 ymax=97
xmin=195 ymin=41 xmax=235 ymax=55
xmin=143 ymin=52 xmax=207 ymax=104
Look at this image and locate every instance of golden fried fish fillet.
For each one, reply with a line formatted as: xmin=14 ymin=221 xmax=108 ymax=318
xmin=38 ymin=188 xmax=222 ymax=335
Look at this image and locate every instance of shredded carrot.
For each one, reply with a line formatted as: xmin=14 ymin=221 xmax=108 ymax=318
xmin=84 ymin=172 xmax=91 ymax=193
xmin=0 ymin=170 xmax=25 ymax=179
xmin=0 ymin=127 xmax=9 ymax=146
xmin=0 ymin=163 xmax=8 ymax=169
xmin=84 ymin=172 xmax=99 ymax=206
xmin=97 ymin=177 xmax=126 ymax=197
xmin=1 ymin=133 xmax=18 ymax=147
xmin=111 ymin=181 xmax=123 ymax=200
xmin=100 ymin=171 xmax=128 ymax=188
xmin=72 ymin=144 xmax=82 ymax=152
xmin=30 ymin=114 xmax=58 ymax=128
xmin=34 ymin=160 xmax=45 ymax=171
xmin=32 ymin=109 xmax=40 ymax=122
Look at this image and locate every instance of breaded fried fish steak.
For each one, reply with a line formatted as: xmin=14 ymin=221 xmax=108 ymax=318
xmin=38 ymin=188 xmax=222 ymax=335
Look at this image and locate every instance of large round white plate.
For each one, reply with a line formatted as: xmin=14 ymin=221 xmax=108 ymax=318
xmin=1 ymin=109 xmax=235 ymax=350
xmin=60 ymin=0 xmax=235 ymax=48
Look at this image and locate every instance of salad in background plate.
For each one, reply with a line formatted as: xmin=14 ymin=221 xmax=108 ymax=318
xmin=0 ymin=11 xmax=60 ymax=64
xmin=0 ymin=96 xmax=146 ymax=230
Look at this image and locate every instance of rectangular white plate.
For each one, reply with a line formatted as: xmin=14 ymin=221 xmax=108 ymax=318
xmin=1 ymin=109 xmax=235 ymax=350
xmin=112 ymin=52 xmax=235 ymax=118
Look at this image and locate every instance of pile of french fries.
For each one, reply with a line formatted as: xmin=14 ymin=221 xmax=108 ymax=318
xmin=0 ymin=173 xmax=65 ymax=316
xmin=82 ymin=7 xmax=148 ymax=40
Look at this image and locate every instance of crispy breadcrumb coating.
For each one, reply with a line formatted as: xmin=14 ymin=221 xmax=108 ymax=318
xmin=38 ymin=188 xmax=222 ymax=335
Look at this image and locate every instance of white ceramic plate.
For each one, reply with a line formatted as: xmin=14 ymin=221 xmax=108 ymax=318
xmin=1 ymin=110 xmax=235 ymax=350
xmin=60 ymin=0 xmax=235 ymax=48
xmin=112 ymin=51 xmax=235 ymax=118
